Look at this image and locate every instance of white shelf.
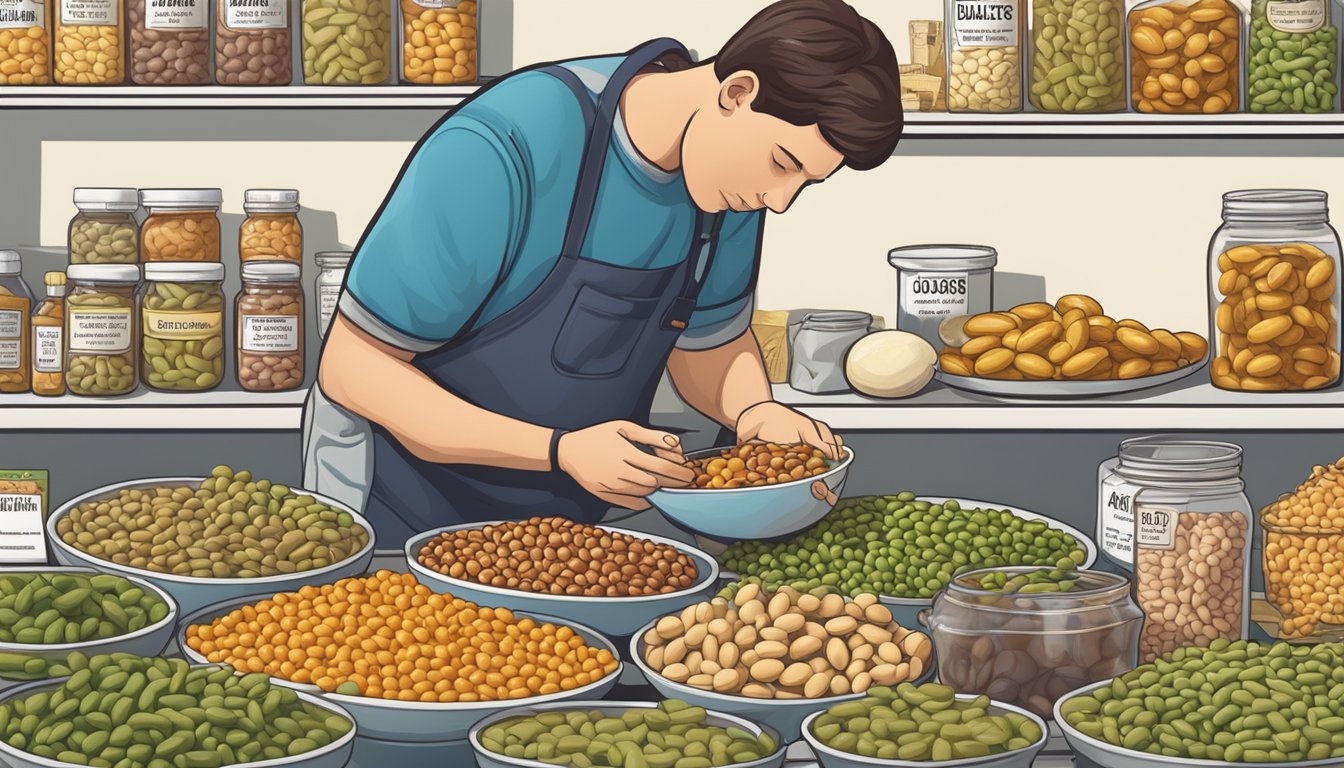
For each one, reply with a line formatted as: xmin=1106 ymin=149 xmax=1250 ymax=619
xmin=901 ymin=112 xmax=1344 ymax=138
xmin=1 ymin=388 xmax=308 ymax=430
xmin=0 ymin=84 xmax=481 ymax=109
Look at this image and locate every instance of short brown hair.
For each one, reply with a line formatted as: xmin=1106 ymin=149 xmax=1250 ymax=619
xmin=714 ymin=0 xmax=903 ymax=171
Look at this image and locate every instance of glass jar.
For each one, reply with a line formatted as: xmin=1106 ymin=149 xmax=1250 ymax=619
xmin=0 ymin=250 xmax=34 ymax=394
xmin=64 ymin=264 xmax=139 ymax=397
xmin=127 ymin=0 xmax=209 ymax=85
xmin=69 ymin=187 xmax=139 ymax=264
xmin=1129 ymin=0 xmax=1242 ymax=114
xmin=1208 ymin=189 xmax=1342 ymax=392
xmin=141 ymin=263 xmax=225 ymax=392
xmin=302 ymin=0 xmax=390 ymax=85
xmin=0 ymin=0 xmax=51 ymax=84
xmin=215 ymin=0 xmax=292 ymax=85
xmin=1261 ymin=458 xmax=1344 ymax=639
xmin=315 ymin=250 xmax=350 ymax=338
xmin=1248 ymin=0 xmax=1340 ymax=113
xmin=32 ymin=271 xmax=67 ymax=397
xmin=52 ymin=0 xmax=124 ymax=84
xmin=788 ymin=311 xmax=873 ymax=394
xmin=236 ymin=261 xmax=303 ymax=392
xmin=1131 ymin=440 xmax=1251 ymax=663
xmin=927 ymin=567 xmax=1142 ymax=720
xmin=1028 ymin=0 xmax=1127 ymax=112
xmin=140 ymin=188 xmax=222 ymax=262
xmin=240 ymin=189 xmax=302 ymax=263
xmin=945 ymin=0 xmax=1025 ymax=112
xmin=400 ymin=0 xmax=476 ymax=84
xmin=888 ymin=245 xmax=997 ymax=350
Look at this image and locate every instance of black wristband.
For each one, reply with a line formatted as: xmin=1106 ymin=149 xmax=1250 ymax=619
xmin=549 ymin=429 xmax=570 ymax=472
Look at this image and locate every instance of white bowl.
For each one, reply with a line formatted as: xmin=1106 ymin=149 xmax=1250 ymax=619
xmin=405 ymin=522 xmax=720 ymax=637
xmin=47 ymin=476 xmax=376 ymax=615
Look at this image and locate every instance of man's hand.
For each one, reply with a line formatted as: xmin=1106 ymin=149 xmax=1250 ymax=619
xmin=557 ymin=421 xmax=697 ymax=510
xmin=735 ymin=401 xmax=841 ymax=460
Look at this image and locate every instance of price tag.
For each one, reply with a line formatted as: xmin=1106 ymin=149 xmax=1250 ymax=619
xmin=1136 ymin=504 xmax=1177 ymax=550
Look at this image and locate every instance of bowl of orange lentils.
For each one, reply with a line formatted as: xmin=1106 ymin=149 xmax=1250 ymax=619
xmin=179 ymin=570 xmax=624 ymax=742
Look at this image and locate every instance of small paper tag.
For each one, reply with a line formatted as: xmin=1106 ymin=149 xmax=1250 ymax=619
xmin=0 ymin=470 xmax=49 ymax=564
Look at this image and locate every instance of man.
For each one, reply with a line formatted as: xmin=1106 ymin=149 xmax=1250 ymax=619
xmin=307 ymin=0 xmax=903 ymax=542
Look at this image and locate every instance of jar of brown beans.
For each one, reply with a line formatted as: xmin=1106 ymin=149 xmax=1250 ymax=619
xmin=686 ymin=443 xmax=831 ymax=489
xmin=215 ymin=0 xmax=293 ymax=85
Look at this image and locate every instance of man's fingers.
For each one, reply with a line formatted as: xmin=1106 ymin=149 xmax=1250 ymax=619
xmin=594 ymin=491 xmax=651 ymax=511
xmin=617 ymin=422 xmax=683 ymax=452
xmin=625 ymin=450 xmax=697 ymax=485
xmin=813 ymin=420 xmax=841 ymax=461
xmin=604 ymin=470 xmax=660 ymax=497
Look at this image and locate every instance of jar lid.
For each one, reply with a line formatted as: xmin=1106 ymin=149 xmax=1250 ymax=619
xmin=140 ymin=189 xmax=224 ymax=210
xmin=73 ymin=188 xmax=139 ymax=212
xmin=315 ymin=251 xmax=353 ymax=266
xmin=242 ymin=261 xmax=301 ymax=281
xmin=799 ymin=310 xmax=872 ymax=332
xmin=67 ymin=264 xmax=141 ymax=283
xmin=145 ymin=263 xmax=225 ymax=283
xmin=0 ymin=249 xmax=19 ymax=274
xmin=244 ymin=189 xmax=300 ymax=212
xmin=1222 ymin=189 xmax=1328 ymax=218
xmin=888 ymin=244 xmax=998 ymax=271
xmin=1117 ymin=437 xmax=1243 ymax=481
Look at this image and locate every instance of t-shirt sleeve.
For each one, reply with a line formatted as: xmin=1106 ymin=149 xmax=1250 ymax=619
xmin=675 ymin=211 xmax=763 ymax=351
xmin=340 ymin=121 xmax=524 ymax=353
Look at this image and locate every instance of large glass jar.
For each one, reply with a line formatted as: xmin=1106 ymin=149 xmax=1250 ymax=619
xmin=1248 ymin=0 xmax=1340 ymax=113
xmin=1129 ymin=0 xmax=1242 ymax=114
xmin=945 ymin=0 xmax=1025 ymax=112
xmin=236 ymin=261 xmax=303 ymax=392
xmin=1209 ymin=189 xmax=1342 ymax=392
xmin=1132 ymin=440 xmax=1252 ymax=663
xmin=1261 ymin=457 xmax=1344 ymax=639
xmin=31 ymin=271 xmax=67 ymax=397
xmin=1029 ymin=0 xmax=1127 ymax=111
xmin=215 ymin=0 xmax=292 ymax=85
xmin=64 ymin=264 xmax=139 ymax=397
xmin=0 ymin=250 xmax=34 ymax=394
xmin=141 ymin=263 xmax=225 ymax=392
xmin=140 ymin=188 xmax=222 ymax=262
xmin=69 ymin=187 xmax=139 ymax=264
xmin=52 ymin=0 xmax=123 ymax=84
xmin=302 ymin=0 xmax=390 ymax=85
xmin=315 ymin=250 xmax=350 ymax=337
xmin=0 ymin=0 xmax=51 ymax=84
xmin=127 ymin=0 xmax=209 ymax=84
xmin=240 ymin=189 xmax=302 ymax=263
xmin=400 ymin=0 xmax=476 ymax=85
xmin=927 ymin=567 xmax=1142 ymax=720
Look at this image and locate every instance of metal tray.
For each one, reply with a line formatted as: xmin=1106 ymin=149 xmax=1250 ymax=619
xmin=936 ymin=358 xmax=1207 ymax=400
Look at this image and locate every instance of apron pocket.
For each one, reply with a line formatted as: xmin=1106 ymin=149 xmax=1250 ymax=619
xmin=552 ymin=284 xmax=658 ymax=377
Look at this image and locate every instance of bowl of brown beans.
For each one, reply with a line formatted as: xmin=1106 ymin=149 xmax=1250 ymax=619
xmin=647 ymin=444 xmax=853 ymax=541
xmin=405 ymin=517 xmax=721 ymax=636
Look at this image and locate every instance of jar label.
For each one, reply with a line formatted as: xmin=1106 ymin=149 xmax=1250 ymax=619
xmin=1266 ymin=0 xmax=1325 ymax=33
xmin=1136 ymin=504 xmax=1177 ymax=550
xmin=0 ymin=309 xmax=20 ymax=370
xmin=411 ymin=0 xmax=459 ymax=8
xmin=223 ymin=0 xmax=285 ymax=30
xmin=144 ymin=310 xmax=221 ymax=341
xmin=59 ymin=0 xmax=117 ymax=26
xmin=144 ymin=0 xmax=206 ymax=30
xmin=0 ymin=0 xmax=44 ymax=30
xmin=900 ymin=271 xmax=970 ymax=321
xmin=1099 ymin=478 xmax=1140 ymax=565
xmin=318 ymin=285 xmax=341 ymax=335
xmin=242 ymin=315 xmax=298 ymax=352
xmin=34 ymin=326 xmax=62 ymax=373
xmin=69 ymin=308 xmax=132 ymax=354
xmin=952 ymin=0 xmax=1018 ymax=48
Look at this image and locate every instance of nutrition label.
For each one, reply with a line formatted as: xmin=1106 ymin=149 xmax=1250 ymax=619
xmin=0 ymin=0 xmax=44 ymax=29
xmin=33 ymin=326 xmax=62 ymax=374
xmin=143 ymin=310 xmax=221 ymax=341
xmin=60 ymin=0 xmax=117 ymax=26
xmin=318 ymin=285 xmax=341 ymax=333
xmin=952 ymin=0 xmax=1018 ymax=47
xmin=69 ymin=308 xmax=132 ymax=354
xmin=0 ymin=309 xmax=20 ymax=370
xmin=223 ymin=0 xmax=285 ymax=29
xmin=1136 ymin=505 xmax=1176 ymax=550
xmin=1267 ymin=0 xmax=1326 ymax=32
xmin=901 ymin=271 xmax=969 ymax=320
xmin=144 ymin=0 xmax=206 ymax=29
xmin=1099 ymin=479 xmax=1139 ymax=565
xmin=242 ymin=315 xmax=299 ymax=352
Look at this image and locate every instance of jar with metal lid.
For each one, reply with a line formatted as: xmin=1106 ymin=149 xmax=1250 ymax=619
xmin=64 ymin=264 xmax=139 ymax=397
xmin=140 ymin=188 xmax=222 ymax=262
xmin=32 ymin=272 xmax=67 ymax=397
xmin=945 ymin=0 xmax=1025 ymax=112
xmin=927 ymin=566 xmax=1142 ymax=720
xmin=52 ymin=0 xmax=124 ymax=85
xmin=0 ymin=250 xmax=34 ymax=393
xmin=315 ymin=250 xmax=350 ymax=337
xmin=141 ymin=263 xmax=225 ymax=392
xmin=400 ymin=0 xmax=477 ymax=84
xmin=888 ymin=245 xmax=997 ymax=350
xmin=240 ymin=189 xmax=302 ymax=263
xmin=69 ymin=188 xmax=139 ymax=264
xmin=788 ymin=310 xmax=873 ymax=394
xmin=236 ymin=261 xmax=303 ymax=392
xmin=215 ymin=0 xmax=293 ymax=85
xmin=1130 ymin=439 xmax=1252 ymax=662
xmin=127 ymin=0 xmax=209 ymax=85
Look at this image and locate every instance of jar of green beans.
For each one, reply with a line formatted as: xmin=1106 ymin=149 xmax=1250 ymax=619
xmin=1248 ymin=0 xmax=1341 ymax=112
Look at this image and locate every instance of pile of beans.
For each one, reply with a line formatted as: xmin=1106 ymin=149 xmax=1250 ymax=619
xmin=968 ymin=568 xmax=1080 ymax=594
xmin=478 ymin=700 xmax=779 ymax=768
xmin=141 ymin=212 xmax=221 ymax=263
xmin=55 ymin=466 xmax=369 ymax=578
xmin=0 ymin=654 xmax=353 ymax=767
xmin=239 ymin=215 xmax=303 ymax=262
xmin=1248 ymin=0 xmax=1338 ymax=113
xmin=1029 ymin=0 xmax=1126 ymax=112
xmin=53 ymin=17 xmax=123 ymax=85
xmin=1263 ymin=456 xmax=1344 ymax=638
xmin=416 ymin=516 xmax=699 ymax=597
xmin=127 ymin=0 xmax=210 ymax=85
xmin=69 ymin=219 xmax=138 ymax=264
xmin=721 ymin=494 xmax=1088 ymax=599
xmin=400 ymin=0 xmax=477 ymax=85
xmin=683 ymin=443 xmax=830 ymax=489
xmin=809 ymin=683 xmax=1044 ymax=761
xmin=185 ymin=570 xmax=620 ymax=702
xmin=142 ymin=281 xmax=226 ymax=392
xmin=302 ymin=0 xmax=391 ymax=85
xmin=1129 ymin=0 xmax=1240 ymax=114
xmin=642 ymin=583 xmax=932 ymax=700
xmin=214 ymin=0 xmax=292 ymax=85
xmin=1060 ymin=640 xmax=1344 ymax=761
xmin=0 ymin=27 xmax=48 ymax=85
xmin=0 ymin=573 xmax=170 ymax=646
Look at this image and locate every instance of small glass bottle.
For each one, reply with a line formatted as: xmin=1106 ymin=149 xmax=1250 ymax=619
xmin=69 ymin=187 xmax=139 ymax=264
xmin=52 ymin=0 xmax=124 ymax=85
xmin=0 ymin=249 xmax=34 ymax=394
xmin=140 ymin=188 xmax=223 ymax=262
xmin=314 ymin=250 xmax=351 ymax=338
xmin=31 ymin=271 xmax=67 ymax=397
xmin=945 ymin=0 xmax=1025 ymax=112
xmin=215 ymin=0 xmax=293 ymax=85
xmin=65 ymin=264 xmax=139 ymax=397
xmin=240 ymin=189 xmax=302 ymax=263
xmin=141 ymin=263 xmax=225 ymax=392
xmin=0 ymin=0 xmax=51 ymax=85
xmin=236 ymin=261 xmax=304 ymax=392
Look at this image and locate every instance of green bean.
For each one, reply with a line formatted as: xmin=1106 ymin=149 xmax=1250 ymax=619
xmin=1248 ymin=0 xmax=1338 ymax=113
xmin=0 ymin=574 xmax=170 ymax=652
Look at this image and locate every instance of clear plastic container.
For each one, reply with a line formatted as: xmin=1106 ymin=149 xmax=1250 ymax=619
xmin=236 ymin=261 xmax=304 ymax=392
xmin=0 ymin=250 xmax=34 ymax=393
xmin=0 ymin=0 xmax=51 ymax=84
xmin=69 ymin=187 xmax=139 ymax=264
xmin=52 ymin=0 xmax=124 ymax=84
xmin=1028 ymin=0 xmax=1127 ymax=112
xmin=927 ymin=567 xmax=1142 ymax=720
xmin=315 ymin=250 xmax=351 ymax=338
xmin=240 ymin=189 xmax=302 ymax=263
xmin=140 ymin=188 xmax=223 ymax=262
xmin=1129 ymin=0 xmax=1242 ymax=114
xmin=215 ymin=0 xmax=293 ymax=84
xmin=1209 ymin=189 xmax=1342 ymax=392
xmin=127 ymin=0 xmax=209 ymax=84
xmin=31 ymin=271 xmax=67 ymax=397
xmin=302 ymin=0 xmax=390 ymax=85
xmin=946 ymin=0 xmax=1025 ymax=112
xmin=1248 ymin=0 xmax=1340 ymax=113
xmin=141 ymin=263 xmax=225 ymax=392
xmin=1131 ymin=440 xmax=1252 ymax=663
xmin=887 ymin=245 xmax=997 ymax=350
xmin=65 ymin=264 xmax=139 ymax=397
xmin=400 ymin=0 xmax=477 ymax=85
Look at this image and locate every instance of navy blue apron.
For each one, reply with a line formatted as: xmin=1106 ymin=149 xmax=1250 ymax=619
xmin=365 ymin=39 xmax=725 ymax=544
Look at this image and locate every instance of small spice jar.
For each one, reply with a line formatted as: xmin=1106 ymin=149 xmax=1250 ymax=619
xmin=236 ymin=261 xmax=304 ymax=392
xmin=888 ymin=245 xmax=997 ymax=350
xmin=140 ymin=188 xmax=222 ymax=262
xmin=314 ymin=250 xmax=350 ymax=337
xmin=141 ymin=263 xmax=225 ymax=392
xmin=69 ymin=188 xmax=139 ymax=264
xmin=65 ymin=264 xmax=139 ymax=397
xmin=0 ymin=249 xmax=35 ymax=393
xmin=215 ymin=0 xmax=293 ymax=85
xmin=788 ymin=311 xmax=873 ymax=394
xmin=31 ymin=271 xmax=67 ymax=397
xmin=240 ymin=189 xmax=302 ymax=263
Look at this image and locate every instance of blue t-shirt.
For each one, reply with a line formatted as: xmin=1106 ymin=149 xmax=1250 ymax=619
xmin=339 ymin=55 xmax=763 ymax=354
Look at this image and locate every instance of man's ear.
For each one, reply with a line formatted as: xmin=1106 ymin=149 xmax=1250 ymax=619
xmin=718 ymin=70 xmax=760 ymax=112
